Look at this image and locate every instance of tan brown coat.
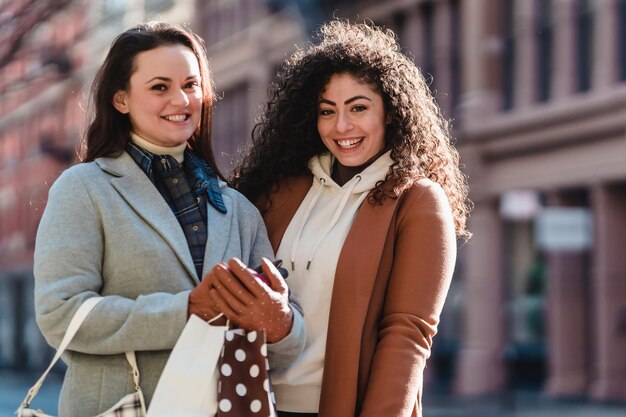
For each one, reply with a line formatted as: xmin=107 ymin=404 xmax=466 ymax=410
xmin=260 ymin=174 xmax=457 ymax=417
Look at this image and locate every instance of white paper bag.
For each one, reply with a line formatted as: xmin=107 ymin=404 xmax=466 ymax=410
xmin=147 ymin=314 xmax=227 ymax=417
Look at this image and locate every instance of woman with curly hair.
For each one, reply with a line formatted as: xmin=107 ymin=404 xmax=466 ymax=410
xmin=232 ymin=19 xmax=471 ymax=417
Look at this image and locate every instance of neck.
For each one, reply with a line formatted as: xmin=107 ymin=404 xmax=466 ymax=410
xmin=130 ymin=132 xmax=187 ymax=163
xmin=331 ymin=150 xmax=387 ymax=186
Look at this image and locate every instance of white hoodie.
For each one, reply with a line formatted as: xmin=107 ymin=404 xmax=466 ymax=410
xmin=272 ymin=150 xmax=393 ymax=413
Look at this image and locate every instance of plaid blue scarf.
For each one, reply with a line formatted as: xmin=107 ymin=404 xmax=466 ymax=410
xmin=126 ymin=142 xmax=227 ymax=278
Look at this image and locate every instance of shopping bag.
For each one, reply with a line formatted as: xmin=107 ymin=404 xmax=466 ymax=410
xmin=146 ymin=314 xmax=228 ymax=417
xmin=217 ymin=328 xmax=277 ymax=417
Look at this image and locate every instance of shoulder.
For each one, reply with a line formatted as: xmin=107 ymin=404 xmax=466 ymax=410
xmin=40 ymin=163 xmax=105 ymax=225
xmin=59 ymin=161 xmax=102 ymax=177
xmin=397 ymin=177 xmax=452 ymax=217
xmin=263 ymin=175 xmax=313 ymax=212
xmin=49 ymin=162 xmax=103 ymax=193
xmin=392 ymin=178 xmax=456 ymax=247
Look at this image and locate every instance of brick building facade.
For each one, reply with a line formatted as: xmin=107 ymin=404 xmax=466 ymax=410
xmin=0 ymin=0 xmax=195 ymax=370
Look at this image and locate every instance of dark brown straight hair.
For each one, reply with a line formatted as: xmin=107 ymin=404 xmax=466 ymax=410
xmin=81 ymin=21 xmax=223 ymax=179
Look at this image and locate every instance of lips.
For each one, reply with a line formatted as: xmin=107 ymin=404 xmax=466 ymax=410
xmin=336 ymin=137 xmax=364 ymax=149
xmin=162 ymin=114 xmax=190 ymax=122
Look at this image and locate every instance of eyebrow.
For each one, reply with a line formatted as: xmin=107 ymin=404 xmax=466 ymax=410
xmin=145 ymin=75 xmax=198 ymax=84
xmin=319 ymin=95 xmax=372 ymax=106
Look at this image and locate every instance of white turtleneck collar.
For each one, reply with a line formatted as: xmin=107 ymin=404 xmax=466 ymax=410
xmin=130 ymin=132 xmax=187 ymax=163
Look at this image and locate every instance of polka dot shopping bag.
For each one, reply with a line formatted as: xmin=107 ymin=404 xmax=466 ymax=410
xmin=217 ymin=328 xmax=277 ymax=417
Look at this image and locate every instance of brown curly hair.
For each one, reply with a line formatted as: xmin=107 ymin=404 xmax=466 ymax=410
xmin=232 ymin=20 xmax=471 ymax=238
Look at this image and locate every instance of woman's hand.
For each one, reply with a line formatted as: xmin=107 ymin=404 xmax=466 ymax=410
xmin=188 ymin=270 xmax=227 ymax=324
xmin=208 ymin=257 xmax=294 ymax=343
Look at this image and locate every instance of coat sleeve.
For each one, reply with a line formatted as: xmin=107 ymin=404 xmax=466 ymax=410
xmin=229 ymin=192 xmax=307 ymax=370
xmin=359 ymin=182 xmax=457 ymax=417
xmin=34 ymin=168 xmax=191 ymax=355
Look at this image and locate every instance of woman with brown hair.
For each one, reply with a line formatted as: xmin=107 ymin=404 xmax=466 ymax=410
xmin=33 ymin=22 xmax=304 ymax=416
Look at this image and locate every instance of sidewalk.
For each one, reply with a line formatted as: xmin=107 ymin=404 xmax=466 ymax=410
xmin=423 ymin=390 xmax=626 ymax=417
xmin=2 ymin=369 xmax=625 ymax=417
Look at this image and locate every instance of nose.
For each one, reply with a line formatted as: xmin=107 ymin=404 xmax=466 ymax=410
xmin=171 ymin=89 xmax=190 ymax=107
xmin=335 ymin=111 xmax=353 ymax=133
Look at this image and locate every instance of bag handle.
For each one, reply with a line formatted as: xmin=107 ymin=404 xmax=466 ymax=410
xmin=206 ymin=312 xmax=232 ymax=330
xmin=125 ymin=351 xmax=147 ymax=414
xmin=18 ymin=297 xmax=103 ymax=410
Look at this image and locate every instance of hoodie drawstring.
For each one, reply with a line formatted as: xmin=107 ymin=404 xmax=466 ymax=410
xmin=304 ymin=175 xmax=361 ymax=269
xmin=290 ymin=177 xmax=326 ymax=270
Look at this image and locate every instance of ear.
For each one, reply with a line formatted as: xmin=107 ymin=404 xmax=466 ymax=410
xmin=112 ymin=90 xmax=129 ymax=114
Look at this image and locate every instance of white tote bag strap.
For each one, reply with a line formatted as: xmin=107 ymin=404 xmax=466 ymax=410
xmin=19 ymin=297 xmax=103 ymax=410
xmin=125 ymin=351 xmax=147 ymax=413
xmin=125 ymin=351 xmax=140 ymax=390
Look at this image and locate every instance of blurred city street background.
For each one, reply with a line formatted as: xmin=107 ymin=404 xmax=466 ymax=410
xmin=2 ymin=369 xmax=626 ymax=417
xmin=1 ymin=0 xmax=626 ymax=416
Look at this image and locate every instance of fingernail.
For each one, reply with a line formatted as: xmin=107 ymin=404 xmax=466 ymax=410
xmin=230 ymin=257 xmax=245 ymax=269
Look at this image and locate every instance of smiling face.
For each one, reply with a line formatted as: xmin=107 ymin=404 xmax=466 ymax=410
xmin=112 ymin=44 xmax=202 ymax=147
xmin=317 ymin=72 xmax=386 ymax=167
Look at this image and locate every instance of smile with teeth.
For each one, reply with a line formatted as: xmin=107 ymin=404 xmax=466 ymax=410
xmin=336 ymin=137 xmax=364 ymax=149
xmin=162 ymin=114 xmax=189 ymax=122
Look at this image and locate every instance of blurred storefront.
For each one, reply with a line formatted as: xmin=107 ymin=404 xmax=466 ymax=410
xmin=453 ymin=0 xmax=626 ymax=402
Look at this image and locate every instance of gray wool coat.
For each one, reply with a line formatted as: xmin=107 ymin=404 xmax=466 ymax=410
xmin=33 ymin=151 xmax=305 ymax=417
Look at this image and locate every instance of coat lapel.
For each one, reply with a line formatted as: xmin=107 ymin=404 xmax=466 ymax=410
xmin=202 ymin=187 xmax=232 ymax=276
xmin=261 ymin=175 xmax=314 ymax=252
xmin=96 ymin=153 xmax=199 ymax=283
xmin=319 ymin=193 xmax=399 ymax=417
xmin=263 ymin=175 xmax=401 ymax=417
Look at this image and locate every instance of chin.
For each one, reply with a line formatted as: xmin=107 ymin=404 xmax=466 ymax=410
xmin=166 ymin=137 xmax=191 ymax=146
xmin=336 ymin=155 xmax=369 ymax=167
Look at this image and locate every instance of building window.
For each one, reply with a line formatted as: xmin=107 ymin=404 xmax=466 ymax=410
xmin=502 ymin=0 xmax=516 ymax=110
xmin=144 ymin=0 xmax=173 ymax=13
xmin=391 ymin=11 xmax=407 ymax=45
xmin=535 ymin=0 xmax=553 ymax=102
xmin=202 ymin=0 xmax=256 ymax=46
xmin=420 ymin=1 xmax=436 ymax=93
xmin=574 ymin=0 xmax=594 ymax=92
xmin=104 ymin=0 xmax=126 ymax=13
xmin=619 ymin=0 xmax=626 ymax=81
xmin=211 ymin=83 xmax=249 ymax=175
xmin=450 ymin=0 xmax=461 ymax=121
